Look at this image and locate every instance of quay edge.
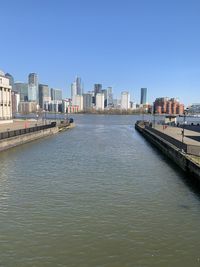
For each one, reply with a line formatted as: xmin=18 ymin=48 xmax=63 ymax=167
xmin=0 ymin=121 xmax=75 ymax=152
xmin=135 ymin=121 xmax=200 ymax=182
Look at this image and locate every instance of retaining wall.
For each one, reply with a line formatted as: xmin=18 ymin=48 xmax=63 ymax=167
xmin=0 ymin=127 xmax=58 ymax=152
xmin=135 ymin=123 xmax=200 ymax=181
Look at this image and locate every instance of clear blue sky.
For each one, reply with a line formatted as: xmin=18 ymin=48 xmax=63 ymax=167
xmin=1 ymin=0 xmax=200 ymax=105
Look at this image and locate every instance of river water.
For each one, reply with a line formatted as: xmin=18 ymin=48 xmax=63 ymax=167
xmin=1 ymin=115 xmax=200 ymax=267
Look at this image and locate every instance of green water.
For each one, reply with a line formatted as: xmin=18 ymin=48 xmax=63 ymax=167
xmin=1 ymin=115 xmax=200 ymax=267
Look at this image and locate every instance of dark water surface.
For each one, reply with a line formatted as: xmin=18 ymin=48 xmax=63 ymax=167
xmin=1 ymin=115 xmax=200 ymax=267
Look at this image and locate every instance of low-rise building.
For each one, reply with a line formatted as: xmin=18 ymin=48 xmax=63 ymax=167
xmin=18 ymin=101 xmax=37 ymax=114
xmin=154 ymin=97 xmax=184 ymax=115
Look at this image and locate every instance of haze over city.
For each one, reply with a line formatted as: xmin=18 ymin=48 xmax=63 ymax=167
xmin=1 ymin=0 xmax=200 ymax=105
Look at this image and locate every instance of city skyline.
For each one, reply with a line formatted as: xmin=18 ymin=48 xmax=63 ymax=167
xmin=1 ymin=0 xmax=200 ymax=105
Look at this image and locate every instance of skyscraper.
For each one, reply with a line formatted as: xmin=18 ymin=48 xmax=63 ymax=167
xmin=140 ymin=88 xmax=147 ymax=105
xmin=39 ymin=84 xmax=50 ymax=109
xmin=71 ymin=76 xmax=83 ymax=105
xmin=107 ymin=87 xmax=113 ymax=107
xmin=94 ymin=84 xmax=102 ymax=105
xmin=28 ymin=73 xmax=38 ymax=102
xmin=14 ymin=82 xmax=28 ymax=101
xmin=94 ymin=84 xmax=102 ymax=95
xmin=83 ymin=93 xmax=93 ymax=111
xmin=96 ymin=93 xmax=104 ymax=111
xmin=121 ymin=91 xmax=130 ymax=110
xmin=76 ymin=77 xmax=82 ymax=95
xmin=51 ymin=88 xmax=62 ymax=101
xmin=101 ymin=89 xmax=108 ymax=108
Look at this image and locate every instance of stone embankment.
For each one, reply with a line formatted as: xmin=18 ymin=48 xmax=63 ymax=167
xmin=0 ymin=120 xmax=74 ymax=152
xmin=135 ymin=121 xmax=200 ymax=181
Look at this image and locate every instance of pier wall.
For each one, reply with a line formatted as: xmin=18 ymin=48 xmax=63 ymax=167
xmin=135 ymin=123 xmax=200 ymax=181
xmin=0 ymin=127 xmax=58 ymax=152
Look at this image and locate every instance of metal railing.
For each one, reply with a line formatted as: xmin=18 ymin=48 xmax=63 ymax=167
xmin=0 ymin=122 xmax=56 ymax=140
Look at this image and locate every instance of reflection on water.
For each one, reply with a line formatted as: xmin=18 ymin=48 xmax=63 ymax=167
xmin=0 ymin=115 xmax=200 ymax=267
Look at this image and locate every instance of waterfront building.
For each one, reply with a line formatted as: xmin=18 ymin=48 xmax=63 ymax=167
xmin=62 ymin=99 xmax=71 ymax=113
xmin=96 ymin=93 xmax=104 ymax=111
xmin=11 ymin=91 xmax=20 ymax=115
xmin=94 ymin=84 xmax=102 ymax=95
xmin=76 ymin=77 xmax=82 ymax=95
xmin=187 ymin=104 xmax=200 ymax=114
xmin=39 ymin=84 xmax=50 ymax=109
xmin=28 ymin=73 xmax=38 ymax=102
xmin=73 ymin=95 xmax=83 ymax=111
xmin=154 ymin=97 xmax=184 ymax=115
xmin=107 ymin=87 xmax=113 ymax=107
xmin=0 ymin=70 xmax=12 ymax=120
xmin=18 ymin=101 xmax=37 ymax=114
xmin=121 ymin=91 xmax=130 ymax=110
xmin=51 ymin=88 xmax=62 ymax=101
xmin=113 ymin=99 xmax=121 ymax=109
xmin=71 ymin=76 xmax=83 ymax=103
xmin=83 ymin=93 xmax=93 ymax=111
xmin=48 ymin=100 xmax=62 ymax=113
xmin=94 ymin=84 xmax=102 ymax=104
xmin=71 ymin=82 xmax=77 ymax=102
xmin=140 ymin=88 xmax=147 ymax=105
xmin=14 ymin=82 xmax=28 ymax=101
xmin=68 ymin=105 xmax=79 ymax=113
xmin=101 ymin=89 xmax=108 ymax=108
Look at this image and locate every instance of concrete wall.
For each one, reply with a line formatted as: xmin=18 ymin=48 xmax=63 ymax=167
xmin=0 ymin=127 xmax=58 ymax=152
xmin=135 ymin=123 xmax=200 ymax=181
xmin=145 ymin=126 xmax=187 ymax=151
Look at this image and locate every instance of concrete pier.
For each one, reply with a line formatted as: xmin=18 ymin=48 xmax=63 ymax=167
xmin=0 ymin=119 xmax=74 ymax=152
xmin=135 ymin=121 xmax=200 ymax=181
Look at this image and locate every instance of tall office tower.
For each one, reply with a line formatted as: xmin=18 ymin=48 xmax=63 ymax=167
xmin=76 ymin=77 xmax=82 ymax=95
xmin=5 ymin=73 xmax=14 ymax=88
xmin=0 ymin=70 xmax=12 ymax=119
xmin=28 ymin=73 xmax=38 ymax=102
xmin=11 ymin=91 xmax=20 ymax=114
xmin=94 ymin=84 xmax=102 ymax=105
xmin=101 ymin=89 xmax=108 ymax=108
xmin=140 ymin=88 xmax=147 ymax=105
xmin=51 ymin=88 xmax=62 ymax=101
xmin=94 ymin=84 xmax=102 ymax=95
xmin=83 ymin=93 xmax=93 ymax=111
xmin=71 ymin=76 xmax=83 ymax=104
xmin=14 ymin=82 xmax=28 ymax=101
xmin=107 ymin=87 xmax=113 ymax=107
xmin=39 ymin=84 xmax=50 ymax=109
xmin=71 ymin=82 xmax=77 ymax=100
xmin=96 ymin=93 xmax=104 ymax=111
xmin=121 ymin=91 xmax=130 ymax=110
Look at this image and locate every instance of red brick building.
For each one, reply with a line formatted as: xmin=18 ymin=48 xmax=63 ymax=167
xmin=154 ymin=97 xmax=184 ymax=115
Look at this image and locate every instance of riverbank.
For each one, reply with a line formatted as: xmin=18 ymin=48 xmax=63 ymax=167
xmin=0 ymin=119 xmax=74 ymax=152
xmin=135 ymin=121 xmax=200 ymax=181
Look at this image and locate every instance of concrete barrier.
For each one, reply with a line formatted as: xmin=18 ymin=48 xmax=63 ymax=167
xmin=0 ymin=127 xmax=59 ymax=152
xmin=135 ymin=122 xmax=200 ymax=181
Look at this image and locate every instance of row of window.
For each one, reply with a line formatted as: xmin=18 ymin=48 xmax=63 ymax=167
xmin=0 ymin=87 xmax=11 ymax=92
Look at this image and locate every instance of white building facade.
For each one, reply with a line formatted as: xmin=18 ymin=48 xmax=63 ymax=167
xmin=73 ymin=95 xmax=83 ymax=111
xmin=121 ymin=91 xmax=130 ymax=110
xmin=0 ymin=71 xmax=12 ymax=119
xmin=96 ymin=93 xmax=104 ymax=111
